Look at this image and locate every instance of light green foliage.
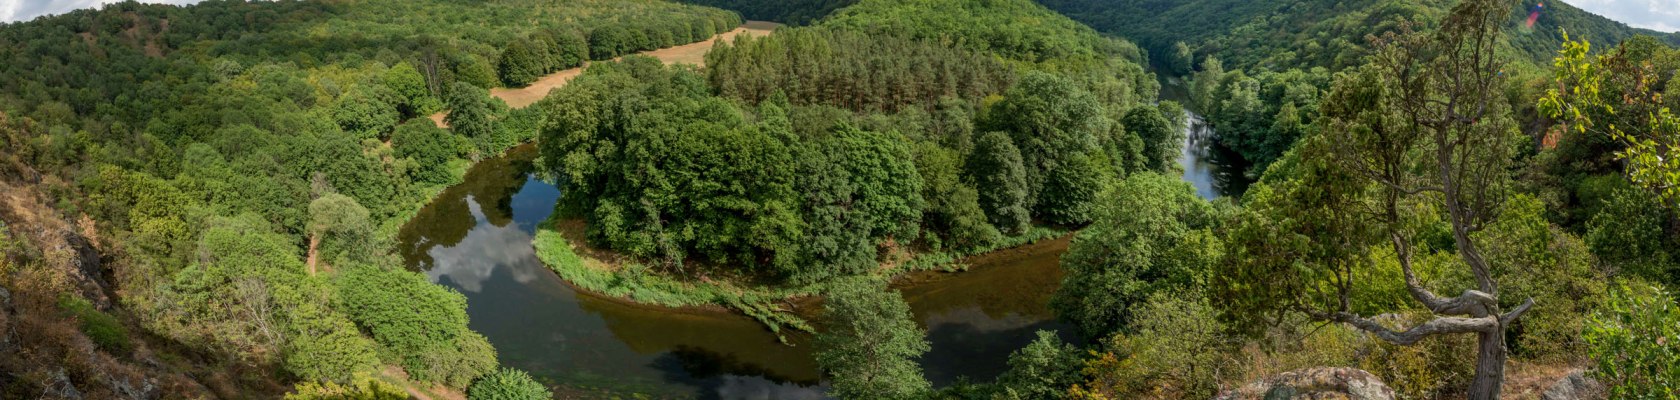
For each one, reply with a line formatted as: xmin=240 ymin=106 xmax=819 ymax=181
xmin=333 ymin=84 xmax=401 ymax=141
xmin=1078 ymin=291 xmax=1236 ymax=399
xmin=1201 ymin=68 xmax=1328 ymax=171
xmin=968 ymin=132 xmax=1032 ymax=235
xmin=147 ymin=214 xmax=306 ymax=363
xmin=57 ymin=295 xmax=131 ymax=354
xmin=285 ymin=373 xmax=408 ymax=400
xmin=382 ymin=62 xmax=441 ymax=118
xmin=310 ymin=193 xmax=375 ymax=266
xmin=994 ymin=331 xmax=1083 ymax=400
xmin=815 ymin=277 xmax=930 ymax=399
xmin=336 ymin=266 xmax=492 ymax=387
xmin=468 ymin=368 xmax=553 ymax=400
xmin=1475 ymin=195 xmax=1606 ymax=360
xmin=986 ymin=71 xmax=1109 ymax=221
xmin=1586 ymin=282 xmax=1680 ymax=398
xmin=1052 ymin=172 xmax=1221 ymax=338
xmin=284 ymin=306 xmax=381 ymax=383
xmin=1540 ymin=34 xmax=1680 ymax=207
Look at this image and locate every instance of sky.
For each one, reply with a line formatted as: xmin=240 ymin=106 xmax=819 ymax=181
xmin=1 ymin=0 xmax=1677 ymax=31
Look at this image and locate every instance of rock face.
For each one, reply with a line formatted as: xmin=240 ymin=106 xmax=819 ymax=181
xmin=1215 ymin=367 xmax=1396 ymax=400
xmin=1541 ymin=370 xmax=1605 ymax=400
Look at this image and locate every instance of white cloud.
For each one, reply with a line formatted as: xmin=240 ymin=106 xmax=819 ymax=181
xmin=1564 ymin=0 xmax=1680 ymax=32
xmin=423 ymin=197 xmax=544 ymax=293
xmin=2 ymin=0 xmax=203 ymax=24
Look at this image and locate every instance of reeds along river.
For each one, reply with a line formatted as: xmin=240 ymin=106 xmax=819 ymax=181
xmin=393 ymin=80 xmax=1245 ymax=399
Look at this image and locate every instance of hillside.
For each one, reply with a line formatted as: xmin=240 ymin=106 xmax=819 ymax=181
xmin=1037 ymin=0 xmax=1680 ymax=71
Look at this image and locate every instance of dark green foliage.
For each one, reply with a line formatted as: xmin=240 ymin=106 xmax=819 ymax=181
xmin=57 ymin=295 xmax=131 ymax=354
xmin=391 ymin=119 xmax=459 ymax=185
xmin=1168 ymin=42 xmax=1195 ymax=76
xmin=1586 ymin=185 xmax=1678 ymax=284
xmin=796 ymin=126 xmax=926 ymax=281
xmin=815 ymin=277 xmax=930 ymax=399
xmin=498 ymin=39 xmax=546 ymax=87
xmin=968 ymin=132 xmax=1032 ymax=235
xmin=706 ymin=28 xmax=1011 ymax=113
xmin=986 ymin=71 xmax=1108 ymax=221
xmin=588 ymin=26 xmax=635 ymax=59
xmin=913 ymin=142 xmax=1000 ymax=252
xmin=1121 ymin=105 xmax=1180 ymax=173
xmin=677 ymin=0 xmax=855 ymax=25
xmin=1051 ymin=172 xmax=1222 ymax=339
xmin=1039 ymin=0 xmax=1680 ymax=71
xmin=468 ymin=368 xmax=553 ymax=400
xmin=543 ymin=58 xmax=804 ymax=272
xmin=445 ymin=82 xmax=497 ymax=144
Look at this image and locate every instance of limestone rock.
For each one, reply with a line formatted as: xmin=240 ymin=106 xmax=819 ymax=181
xmin=1215 ymin=367 xmax=1395 ymax=400
xmin=1541 ymin=370 xmax=1605 ymax=400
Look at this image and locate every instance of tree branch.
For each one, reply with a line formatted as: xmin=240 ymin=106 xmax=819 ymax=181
xmin=1326 ymin=311 xmax=1498 ymax=346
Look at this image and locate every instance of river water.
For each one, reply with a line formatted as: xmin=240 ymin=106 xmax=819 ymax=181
xmin=394 ymin=82 xmax=1243 ymax=399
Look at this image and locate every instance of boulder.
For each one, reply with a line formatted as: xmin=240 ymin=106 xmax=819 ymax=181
xmin=1215 ymin=367 xmax=1395 ymax=400
xmin=1541 ymin=370 xmax=1605 ymax=400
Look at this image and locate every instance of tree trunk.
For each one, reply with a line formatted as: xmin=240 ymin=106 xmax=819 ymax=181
xmin=1467 ymin=326 xmax=1506 ymax=399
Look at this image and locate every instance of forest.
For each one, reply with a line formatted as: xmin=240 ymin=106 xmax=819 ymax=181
xmin=0 ymin=0 xmax=1677 ymax=399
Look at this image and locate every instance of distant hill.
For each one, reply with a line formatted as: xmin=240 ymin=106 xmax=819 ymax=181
xmin=1035 ymin=0 xmax=1680 ymax=71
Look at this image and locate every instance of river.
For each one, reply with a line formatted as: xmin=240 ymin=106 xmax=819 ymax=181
xmin=394 ymin=83 xmax=1244 ymax=399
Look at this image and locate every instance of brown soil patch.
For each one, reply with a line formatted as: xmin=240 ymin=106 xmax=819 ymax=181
xmin=429 ymin=21 xmax=781 ymax=127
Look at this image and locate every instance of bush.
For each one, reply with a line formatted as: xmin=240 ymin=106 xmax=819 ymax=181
xmin=468 ymin=368 xmax=552 ymax=400
xmin=335 ymin=266 xmax=493 ymax=387
xmin=994 ymin=331 xmax=1083 ymax=399
xmin=284 ymin=373 xmax=408 ymax=400
xmin=57 ymin=295 xmax=131 ymax=354
xmin=1586 ymin=282 xmax=1680 ymax=398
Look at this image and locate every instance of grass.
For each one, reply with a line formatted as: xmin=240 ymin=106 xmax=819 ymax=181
xmin=531 ymin=218 xmax=816 ymax=341
xmin=57 ymin=294 xmax=132 ymax=354
xmin=533 ymin=215 xmax=1071 ymax=337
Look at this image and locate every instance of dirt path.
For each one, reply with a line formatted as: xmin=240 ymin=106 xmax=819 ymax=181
xmin=430 ymin=21 xmax=779 ymax=127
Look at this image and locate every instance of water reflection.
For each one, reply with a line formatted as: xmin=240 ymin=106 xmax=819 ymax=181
xmin=399 ymin=144 xmax=1081 ymax=398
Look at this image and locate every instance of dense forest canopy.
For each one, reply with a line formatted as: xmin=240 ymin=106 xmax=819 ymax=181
xmin=0 ymin=0 xmax=1677 ymax=399
xmin=0 ymin=0 xmax=741 ymax=397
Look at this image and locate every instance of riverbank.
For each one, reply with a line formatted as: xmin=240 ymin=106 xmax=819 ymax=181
xmin=531 ymin=215 xmax=1068 ymax=339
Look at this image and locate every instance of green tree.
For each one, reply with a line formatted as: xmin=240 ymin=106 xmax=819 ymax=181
xmin=993 ymin=331 xmax=1083 ymax=400
xmin=468 ymin=368 xmax=552 ymax=400
xmin=309 ymin=193 xmax=375 ymax=267
xmin=333 ymin=85 xmax=400 ymax=141
xmin=383 ymin=62 xmax=441 ymax=117
xmin=815 ymin=277 xmax=930 ymax=399
xmin=391 ymin=119 xmax=459 ymax=185
xmin=1169 ymin=41 xmax=1194 ymax=76
xmin=1540 ymin=34 xmax=1680 ymax=206
xmin=913 ymin=142 xmax=999 ymax=251
xmin=968 ymin=132 xmax=1031 ymax=235
xmin=1224 ymin=2 xmax=1538 ymax=397
xmin=498 ymin=39 xmax=544 ymax=87
xmin=1051 ymin=172 xmax=1221 ymax=338
xmin=987 ymin=71 xmax=1109 ymax=221
xmin=797 ymin=126 xmax=925 ymax=281
xmin=445 ymin=82 xmax=495 ymax=145
xmin=1122 ymin=105 xmax=1180 ymax=172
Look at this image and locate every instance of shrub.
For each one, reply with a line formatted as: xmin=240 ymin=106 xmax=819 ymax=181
xmin=468 ymin=368 xmax=552 ymax=400
xmin=994 ymin=331 xmax=1083 ymax=399
xmin=284 ymin=373 xmax=408 ymax=400
xmin=1586 ymin=282 xmax=1680 ymax=398
xmin=57 ymin=295 xmax=131 ymax=354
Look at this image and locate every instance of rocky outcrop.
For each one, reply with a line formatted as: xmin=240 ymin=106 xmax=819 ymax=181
xmin=1215 ymin=367 xmax=1396 ymax=400
xmin=1541 ymin=370 xmax=1605 ymax=400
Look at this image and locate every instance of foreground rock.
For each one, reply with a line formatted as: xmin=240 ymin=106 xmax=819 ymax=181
xmin=1215 ymin=367 xmax=1395 ymax=400
xmin=1541 ymin=370 xmax=1605 ymax=400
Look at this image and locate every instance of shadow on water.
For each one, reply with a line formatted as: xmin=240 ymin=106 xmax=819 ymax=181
xmin=399 ymin=144 xmax=1086 ymax=398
